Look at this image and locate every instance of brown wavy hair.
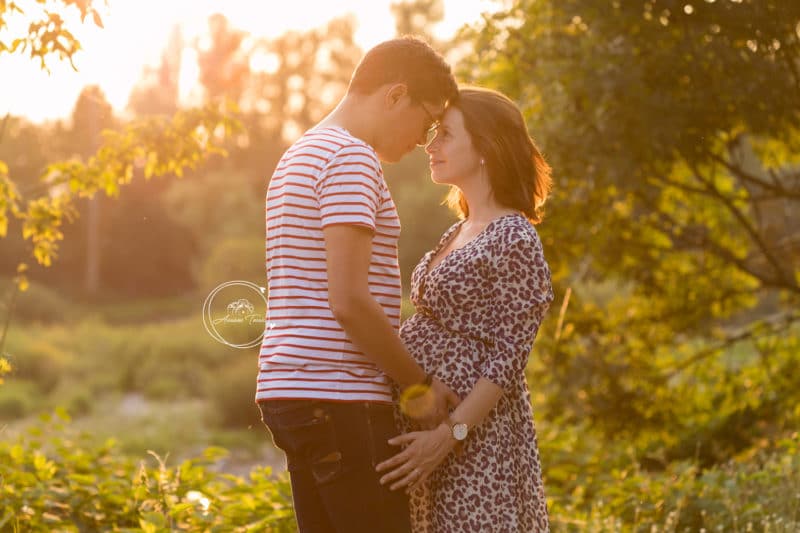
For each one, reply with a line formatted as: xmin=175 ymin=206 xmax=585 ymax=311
xmin=445 ymin=87 xmax=552 ymax=223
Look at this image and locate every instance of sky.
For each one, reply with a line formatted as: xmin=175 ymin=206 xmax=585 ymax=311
xmin=0 ymin=0 xmax=500 ymax=123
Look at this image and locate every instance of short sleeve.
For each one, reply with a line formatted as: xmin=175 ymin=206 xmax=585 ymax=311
xmin=316 ymin=144 xmax=383 ymax=231
xmin=482 ymin=231 xmax=554 ymax=392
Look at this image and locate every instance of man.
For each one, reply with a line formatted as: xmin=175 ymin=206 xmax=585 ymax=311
xmin=256 ymin=37 xmax=460 ymax=532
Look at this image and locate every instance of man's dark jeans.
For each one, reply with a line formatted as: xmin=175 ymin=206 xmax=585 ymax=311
xmin=258 ymin=399 xmax=411 ymax=533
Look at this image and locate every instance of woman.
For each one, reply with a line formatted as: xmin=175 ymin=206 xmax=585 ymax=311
xmin=376 ymin=87 xmax=554 ymax=532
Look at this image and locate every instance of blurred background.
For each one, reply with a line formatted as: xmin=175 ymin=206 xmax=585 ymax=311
xmin=1 ymin=0 xmax=798 ymax=530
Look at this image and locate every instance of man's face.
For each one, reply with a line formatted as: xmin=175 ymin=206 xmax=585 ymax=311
xmin=376 ymin=96 xmax=445 ymax=163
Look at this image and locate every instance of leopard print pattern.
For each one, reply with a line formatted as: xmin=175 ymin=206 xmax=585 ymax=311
xmin=399 ymin=213 xmax=554 ymax=532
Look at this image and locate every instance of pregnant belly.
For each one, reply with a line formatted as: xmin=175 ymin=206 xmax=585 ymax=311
xmin=400 ymin=313 xmax=490 ymax=396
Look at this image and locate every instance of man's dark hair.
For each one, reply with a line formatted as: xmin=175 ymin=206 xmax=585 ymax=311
xmin=348 ymin=36 xmax=458 ymax=105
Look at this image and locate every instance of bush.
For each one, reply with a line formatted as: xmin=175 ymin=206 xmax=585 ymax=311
xmin=207 ymin=354 xmax=260 ymax=429
xmin=129 ymin=318 xmax=230 ymax=400
xmin=196 ymin=237 xmax=266 ymax=291
xmin=3 ymin=334 xmax=71 ymax=394
xmin=546 ymin=431 xmax=800 ymax=532
xmin=4 ymin=315 xmax=239 ymax=406
xmin=0 ymin=410 xmax=295 ymax=532
xmin=0 ymin=276 xmax=77 ymax=324
xmin=0 ymin=380 xmax=39 ymax=420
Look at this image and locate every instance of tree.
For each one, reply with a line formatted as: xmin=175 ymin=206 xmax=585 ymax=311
xmin=196 ymin=13 xmax=250 ymax=104
xmin=0 ymin=1 xmax=239 ymax=359
xmin=67 ymin=85 xmax=114 ymax=293
xmin=391 ymin=0 xmax=444 ymax=43
xmin=127 ymin=24 xmax=183 ymax=117
xmin=0 ymin=1 xmax=238 ymax=274
xmin=461 ymin=0 xmax=800 ymax=462
xmin=0 ymin=0 xmax=104 ymax=70
xmin=242 ymin=16 xmax=361 ymax=143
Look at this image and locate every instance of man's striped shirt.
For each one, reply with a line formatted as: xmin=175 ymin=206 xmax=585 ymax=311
xmin=256 ymin=127 xmax=401 ymax=404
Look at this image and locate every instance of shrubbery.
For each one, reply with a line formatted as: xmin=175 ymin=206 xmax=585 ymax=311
xmin=207 ymin=355 xmax=260 ymax=429
xmin=544 ymin=427 xmax=800 ymax=531
xmin=2 ymin=409 xmax=797 ymax=532
xmin=2 ymin=294 xmax=796 ymax=531
xmin=0 ymin=410 xmax=295 ymax=532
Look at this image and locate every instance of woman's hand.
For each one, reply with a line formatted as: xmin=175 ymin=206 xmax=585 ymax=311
xmin=375 ymin=423 xmax=456 ymax=492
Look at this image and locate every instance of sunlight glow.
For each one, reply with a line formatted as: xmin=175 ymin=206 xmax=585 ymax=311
xmin=0 ymin=0 xmax=499 ymax=123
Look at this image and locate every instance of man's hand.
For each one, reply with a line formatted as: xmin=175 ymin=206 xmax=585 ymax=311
xmin=429 ymin=377 xmax=460 ymax=427
xmin=400 ymin=377 xmax=460 ymax=429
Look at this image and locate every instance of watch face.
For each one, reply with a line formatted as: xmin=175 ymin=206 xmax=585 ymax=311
xmin=452 ymin=422 xmax=468 ymax=441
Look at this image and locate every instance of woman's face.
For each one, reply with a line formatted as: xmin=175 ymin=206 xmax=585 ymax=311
xmin=425 ymin=106 xmax=482 ymax=186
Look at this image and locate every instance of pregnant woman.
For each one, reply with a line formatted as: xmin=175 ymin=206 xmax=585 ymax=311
xmin=377 ymin=87 xmax=555 ymax=532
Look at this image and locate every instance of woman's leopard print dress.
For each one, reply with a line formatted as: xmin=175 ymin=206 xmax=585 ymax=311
xmin=399 ymin=213 xmax=553 ymax=532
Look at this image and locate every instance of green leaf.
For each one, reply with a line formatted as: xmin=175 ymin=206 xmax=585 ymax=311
xmin=140 ymin=511 xmax=167 ymax=530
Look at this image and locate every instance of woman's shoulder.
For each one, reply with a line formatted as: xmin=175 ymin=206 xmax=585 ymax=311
xmin=488 ymin=213 xmax=543 ymax=251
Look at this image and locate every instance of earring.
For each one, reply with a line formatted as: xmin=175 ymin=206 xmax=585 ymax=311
xmin=480 ymin=159 xmax=485 ymax=165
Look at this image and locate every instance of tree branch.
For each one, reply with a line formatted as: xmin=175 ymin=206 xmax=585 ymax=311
xmin=662 ymin=311 xmax=800 ymax=379
xmin=706 ymin=149 xmax=800 ymax=200
xmin=684 ymin=159 xmax=793 ymax=288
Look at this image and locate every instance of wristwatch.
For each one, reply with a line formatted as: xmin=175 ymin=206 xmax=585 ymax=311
xmin=449 ymin=418 xmax=469 ymax=441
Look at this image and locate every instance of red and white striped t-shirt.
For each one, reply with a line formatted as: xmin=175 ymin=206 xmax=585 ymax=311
xmin=256 ymin=127 xmax=401 ymax=404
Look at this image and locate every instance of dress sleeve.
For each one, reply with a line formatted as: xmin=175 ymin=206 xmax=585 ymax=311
xmin=481 ymin=230 xmax=554 ymax=392
xmin=315 ymin=144 xmax=383 ymax=231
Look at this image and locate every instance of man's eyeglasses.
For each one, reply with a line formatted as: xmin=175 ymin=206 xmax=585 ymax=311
xmin=417 ymin=102 xmax=440 ymax=146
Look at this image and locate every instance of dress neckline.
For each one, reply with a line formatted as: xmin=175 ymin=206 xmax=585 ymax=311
xmin=424 ymin=212 xmax=523 ymax=277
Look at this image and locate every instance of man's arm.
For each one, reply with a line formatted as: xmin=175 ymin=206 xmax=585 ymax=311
xmin=323 ymin=224 xmax=458 ymax=418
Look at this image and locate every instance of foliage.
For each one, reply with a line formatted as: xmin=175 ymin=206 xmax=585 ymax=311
xmin=0 ymin=410 xmax=295 ymax=532
xmin=0 ymin=1 xmax=241 ymax=318
xmin=1 ymin=316 xmax=234 ymax=412
xmin=2 ymin=409 xmax=797 ymax=531
xmin=0 ymin=355 xmax=9 ymax=384
xmin=0 ymin=378 xmax=40 ymax=419
xmin=10 ymin=104 xmax=239 ymax=268
xmin=128 ymin=24 xmax=183 ymax=116
xmin=458 ymin=0 xmax=800 ymax=463
xmin=2 ymin=3 xmax=799 ymax=531
xmin=0 ymin=275 xmax=73 ymax=323
xmin=0 ymin=0 xmax=104 ymax=70
xmin=207 ymin=355 xmax=260 ymax=429
xmin=542 ymin=424 xmax=800 ymax=532
xmin=162 ymin=169 xmax=264 ymax=260
xmin=391 ymin=0 xmax=444 ymax=45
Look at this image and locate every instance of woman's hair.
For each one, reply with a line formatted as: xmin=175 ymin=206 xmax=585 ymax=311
xmin=348 ymin=36 xmax=458 ymax=105
xmin=445 ymin=87 xmax=552 ymax=223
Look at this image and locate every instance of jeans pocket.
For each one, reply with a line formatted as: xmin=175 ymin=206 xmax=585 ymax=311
xmin=365 ymin=403 xmax=402 ymax=467
xmin=260 ymin=401 xmax=343 ymax=485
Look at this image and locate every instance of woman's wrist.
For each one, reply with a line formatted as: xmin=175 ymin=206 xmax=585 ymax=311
xmin=435 ymin=421 xmax=457 ymax=448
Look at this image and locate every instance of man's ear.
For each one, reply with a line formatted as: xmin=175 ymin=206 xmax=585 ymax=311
xmin=385 ymin=83 xmax=409 ymax=109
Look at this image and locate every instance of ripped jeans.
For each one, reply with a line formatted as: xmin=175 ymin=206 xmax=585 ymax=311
xmin=258 ymin=400 xmax=411 ymax=533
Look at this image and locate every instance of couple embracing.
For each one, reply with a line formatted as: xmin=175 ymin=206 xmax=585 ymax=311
xmin=256 ymin=36 xmax=553 ymax=533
